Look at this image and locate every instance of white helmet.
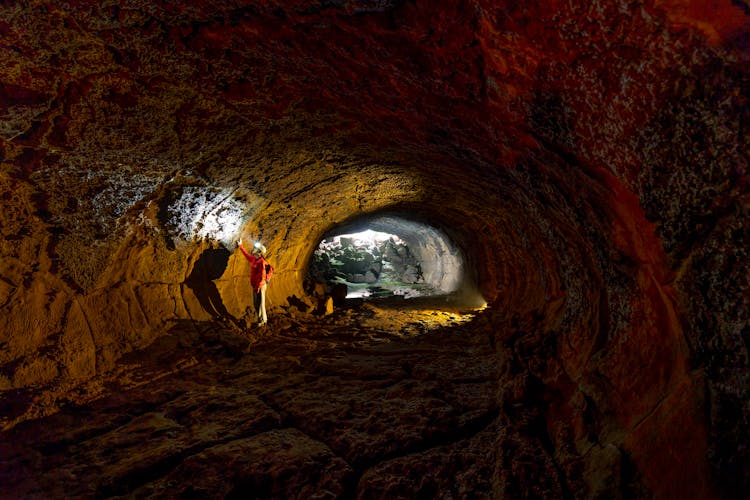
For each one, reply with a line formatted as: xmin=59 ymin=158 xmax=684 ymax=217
xmin=254 ymin=241 xmax=267 ymax=256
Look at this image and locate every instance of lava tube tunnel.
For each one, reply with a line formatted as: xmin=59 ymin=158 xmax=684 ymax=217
xmin=0 ymin=1 xmax=748 ymax=498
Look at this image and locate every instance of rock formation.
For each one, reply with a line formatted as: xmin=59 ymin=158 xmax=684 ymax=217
xmin=0 ymin=0 xmax=748 ymax=497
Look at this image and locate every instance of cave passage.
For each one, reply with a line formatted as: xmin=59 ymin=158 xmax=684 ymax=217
xmin=307 ymin=216 xmax=469 ymax=303
xmin=1 ymin=0 xmax=747 ymax=497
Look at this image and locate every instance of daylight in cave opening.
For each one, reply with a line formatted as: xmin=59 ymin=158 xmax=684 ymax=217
xmin=307 ymin=215 xmax=470 ymax=302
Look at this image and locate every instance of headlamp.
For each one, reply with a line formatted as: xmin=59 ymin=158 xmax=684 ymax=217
xmin=254 ymin=241 xmax=262 ymax=249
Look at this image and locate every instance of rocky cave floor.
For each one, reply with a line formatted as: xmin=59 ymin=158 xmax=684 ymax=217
xmin=0 ymin=298 xmax=498 ymax=499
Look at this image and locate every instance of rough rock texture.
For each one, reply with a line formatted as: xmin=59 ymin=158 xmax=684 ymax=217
xmin=1 ymin=305 xmax=497 ymax=498
xmin=0 ymin=0 xmax=748 ymax=497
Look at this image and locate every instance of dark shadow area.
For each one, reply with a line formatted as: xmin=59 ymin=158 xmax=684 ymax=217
xmin=0 ymin=388 xmax=35 ymax=430
xmin=287 ymin=295 xmax=311 ymax=313
xmin=184 ymin=247 xmax=233 ymax=320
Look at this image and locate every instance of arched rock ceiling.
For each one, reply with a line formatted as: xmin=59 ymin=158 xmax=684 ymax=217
xmin=1 ymin=0 xmax=746 ymax=295
xmin=0 ymin=0 xmax=749 ymax=496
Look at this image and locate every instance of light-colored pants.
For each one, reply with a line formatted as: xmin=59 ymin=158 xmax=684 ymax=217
xmin=253 ymin=282 xmax=267 ymax=325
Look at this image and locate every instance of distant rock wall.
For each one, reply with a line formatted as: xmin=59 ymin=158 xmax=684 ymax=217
xmin=310 ymin=216 xmax=465 ymax=294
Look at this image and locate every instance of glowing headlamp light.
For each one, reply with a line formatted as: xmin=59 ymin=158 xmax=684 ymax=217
xmin=253 ymin=241 xmax=262 ymax=249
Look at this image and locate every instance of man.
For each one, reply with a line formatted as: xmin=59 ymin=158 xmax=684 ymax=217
xmin=237 ymin=238 xmax=274 ymax=326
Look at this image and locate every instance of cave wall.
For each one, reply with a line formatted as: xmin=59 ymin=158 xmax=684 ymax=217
xmin=1 ymin=0 xmax=748 ymax=497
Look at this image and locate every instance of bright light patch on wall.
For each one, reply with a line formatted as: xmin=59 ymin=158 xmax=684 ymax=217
xmin=166 ymin=187 xmax=244 ymax=247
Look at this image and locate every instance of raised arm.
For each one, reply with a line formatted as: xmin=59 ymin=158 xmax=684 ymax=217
xmin=237 ymin=240 xmax=256 ymax=263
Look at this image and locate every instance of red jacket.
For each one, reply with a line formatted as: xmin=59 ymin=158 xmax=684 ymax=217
xmin=239 ymin=244 xmax=274 ymax=292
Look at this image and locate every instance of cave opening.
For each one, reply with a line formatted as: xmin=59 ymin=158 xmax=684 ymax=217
xmin=306 ymin=214 xmax=476 ymax=305
xmin=310 ymin=229 xmax=432 ymax=299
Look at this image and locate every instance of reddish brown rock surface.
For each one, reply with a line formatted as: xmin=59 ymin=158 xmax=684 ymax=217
xmin=1 ymin=0 xmax=748 ymax=498
xmin=1 ymin=305 xmax=498 ymax=498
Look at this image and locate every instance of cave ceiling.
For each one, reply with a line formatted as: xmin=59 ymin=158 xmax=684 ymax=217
xmin=1 ymin=0 xmax=746 ymax=296
xmin=2 ymin=0 xmax=744 ymax=188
